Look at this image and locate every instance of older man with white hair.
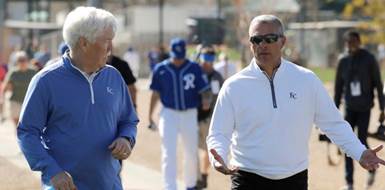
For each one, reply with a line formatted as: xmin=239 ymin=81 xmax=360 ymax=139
xmin=17 ymin=7 xmax=138 ymax=190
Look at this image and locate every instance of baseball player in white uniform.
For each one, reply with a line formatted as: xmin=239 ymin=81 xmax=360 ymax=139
xmin=148 ymin=38 xmax=211 ymax=190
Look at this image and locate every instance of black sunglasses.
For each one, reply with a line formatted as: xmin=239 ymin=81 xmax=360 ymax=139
xmin=250 ymin=34 xmax=283 ymax=45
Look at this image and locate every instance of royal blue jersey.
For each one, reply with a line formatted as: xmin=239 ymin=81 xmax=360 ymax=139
xmin=150 ymin=59 xmax=210 ymax=110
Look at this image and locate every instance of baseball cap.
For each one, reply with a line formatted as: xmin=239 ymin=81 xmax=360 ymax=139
xmin=200 ymin=53 xmax=215 ymax=63
xmin=169 ymin=38 xmax=186 ymax=59
xmin=34 ymin=52 xmax=51 ymax=66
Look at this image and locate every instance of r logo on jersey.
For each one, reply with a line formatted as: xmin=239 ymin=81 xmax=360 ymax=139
xmin=183 ymin=73 xmax=195 ymax=90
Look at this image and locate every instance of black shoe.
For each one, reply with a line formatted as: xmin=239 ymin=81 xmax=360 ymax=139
xmin=369 ymin=124 xmax=385 ymax=141
xmin=366 ymin=171 xmax=376 ymax=188
xmin=196 ymin=180 xmax=206 ymax=189
xmin=196 ymin=174 xmax=207 ymax=189
xmin=186 ymin=186 xmax=197 ymax=190
xmin=369 ymin=131 xmax=385 ymax=141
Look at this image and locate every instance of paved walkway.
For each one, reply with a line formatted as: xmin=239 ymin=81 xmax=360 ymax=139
xmin=0 ymin=119 xmax=185 ymax=190
xmin=1 ymin=79 xmax=385 ymax=190
xmin=0 ymin=79 xmax=186 ymax=190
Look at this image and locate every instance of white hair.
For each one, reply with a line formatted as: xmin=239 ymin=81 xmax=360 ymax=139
xmin=62 ymin=6 xmax=117 ymax=50
xmin=248 ymin=14 xmax=284 ymax=36
xmin=14 ymin=51 xmax=28 ymax=61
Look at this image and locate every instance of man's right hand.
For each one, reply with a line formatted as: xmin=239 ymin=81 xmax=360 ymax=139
xmin=50 ymin=171 xmax=77 ymax=190
xmin=379 ymin=111 xmax=384 ymax=123
xmin=210 ymin=149 xmax=238 ymax=175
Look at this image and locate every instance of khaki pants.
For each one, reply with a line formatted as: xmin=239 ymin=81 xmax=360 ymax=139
xmin=10 ymin=101 xmax=22 ymax=119
xmin=198 ymin=119 xmax=210 ymax=150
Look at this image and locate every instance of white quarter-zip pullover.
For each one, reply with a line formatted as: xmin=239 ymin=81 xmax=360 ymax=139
xmin=207 ymin=58 xmax=366 ymax=180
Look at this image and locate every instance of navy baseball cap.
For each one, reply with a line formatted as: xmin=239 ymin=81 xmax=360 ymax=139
xmin=169 ymin=38 xmax=186 ymax=59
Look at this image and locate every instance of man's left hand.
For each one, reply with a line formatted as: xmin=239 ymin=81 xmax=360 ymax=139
xmin=210 ymin=149 xmax=238 ymax=175
xmin=108 ymin=137 xmax=132 ymax=160
xmin=359 ymin=145 xmax=385 ymax=171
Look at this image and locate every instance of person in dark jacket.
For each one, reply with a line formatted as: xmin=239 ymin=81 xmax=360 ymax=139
xmin=334 ymin=30 xmax=385 ymax=190
xmin=196 ymin=45 xmax=223 ymax=189
xmin=107 ymin=54 xmax=137 ymax=107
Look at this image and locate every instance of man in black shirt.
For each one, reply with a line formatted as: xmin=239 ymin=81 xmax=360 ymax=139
xmin=334 ymin=30 xmax=385 ymax=190
xmin=107 ymin=55 xmax=137 ymax=108
xmin=196 ymin=45 xmax=223 ymax=189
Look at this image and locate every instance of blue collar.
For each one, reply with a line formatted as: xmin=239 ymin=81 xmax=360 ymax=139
xmin=62 ymin=53 xmax=105 ymax=80
xmin=166 ymin=59 xmax=192 ymax=70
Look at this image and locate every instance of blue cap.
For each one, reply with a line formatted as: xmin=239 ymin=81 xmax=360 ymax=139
xmin=169 ymin=38 xmax=186 ymax=59
xmin=34 ymin=52 xmax=51 ymax=65
xmin=58 ymin=42 xmax=69 ymax=55
xmin=200 ymin=53 xmax=215 ymax=63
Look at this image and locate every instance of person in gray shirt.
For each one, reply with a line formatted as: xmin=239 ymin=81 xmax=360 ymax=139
xmin=1 ymin=51 xmax=36 ymax=126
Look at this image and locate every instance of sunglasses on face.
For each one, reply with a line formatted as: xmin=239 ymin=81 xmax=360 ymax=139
xmin=249 ymin=34 xmax=283 ymax=45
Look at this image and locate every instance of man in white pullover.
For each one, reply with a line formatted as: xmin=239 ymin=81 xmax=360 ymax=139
xmin=206 ymin=14 xmax=385 ymax=190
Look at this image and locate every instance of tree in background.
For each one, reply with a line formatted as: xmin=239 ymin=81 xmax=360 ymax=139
xmin=319 ymin=0 xmax=350 ymax=12
xmin=343 ymin=0 xmax=385 ymax=44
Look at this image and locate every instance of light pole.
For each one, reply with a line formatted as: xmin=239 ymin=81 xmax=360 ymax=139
xmin=217 ymin=0 xmax=221 ymax=19
xmin=216 ymin=0 xmax=222 ymax=44
xmin=0 ymin=0 xmax=4 ymax=60
xmin=159 ymin=0 xmax=164 ymax=47
xmin=26 ymin=0 xmax=35 ymax=58
xmin=298 ymin=0 xmax=306 ymax=64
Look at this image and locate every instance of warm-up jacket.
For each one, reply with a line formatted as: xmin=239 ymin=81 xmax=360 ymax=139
xmin=334 ymin=49 xmax=384 ymax=111
xmin=207 ymin=58 xmax=366 ymax=180
xmin=17 ymin=54 xmax=139 ymax=190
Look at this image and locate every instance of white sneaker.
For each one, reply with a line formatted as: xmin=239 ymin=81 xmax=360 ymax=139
xmin=340 ymin=184 xmax=353 ymax=190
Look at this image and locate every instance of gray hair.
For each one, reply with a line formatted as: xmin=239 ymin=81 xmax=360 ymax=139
xmin=248 ymin=15 xmax=284 ymax=36
xmin=62 ymin=6 xmax=117 ymax=50
xmin=14 ymin=51 xmax=28 ymax=61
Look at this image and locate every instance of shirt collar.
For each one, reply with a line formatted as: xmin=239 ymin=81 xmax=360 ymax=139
xmin=167 ymin=58 xmax=191 ymax=70
xmin=250 ymin=57 xmax=286 ymax=79
xmin=62 ymin=53 xmax=103 ymax=80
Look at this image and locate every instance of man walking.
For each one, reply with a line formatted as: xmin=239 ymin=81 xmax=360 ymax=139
xmin=207 ymin=14 xmax=385 ymax=190
xmin=18 ymin=7 xmax=138 ymax=190
xmin=196 ymin=45 xmax=224 ymax=189
xmin=334 ymin=30 xmax=385 ymax=190
xmin=148 ymin=38 xmax=211 ymax=190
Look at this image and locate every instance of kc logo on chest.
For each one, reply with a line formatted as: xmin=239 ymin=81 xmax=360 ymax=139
xmin=289 ymin=92 xmax=297 ymax=100
xmin=107 ymin=86 xmax=114 ymax=95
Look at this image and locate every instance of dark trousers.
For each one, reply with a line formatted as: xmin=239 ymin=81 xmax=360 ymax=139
xmin=231 ymin=170 xmax=308 ymax=190
xmin=344 ymin=109 xmax=373 ymax=184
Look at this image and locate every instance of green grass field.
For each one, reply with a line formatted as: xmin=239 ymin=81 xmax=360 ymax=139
xmin=309 ymin=67 xmax=385 ymax=83
xmin=308 ymin=67 xmax=336 ymax=83
xmin=186 ymin=44 xmax=385 ymax=84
